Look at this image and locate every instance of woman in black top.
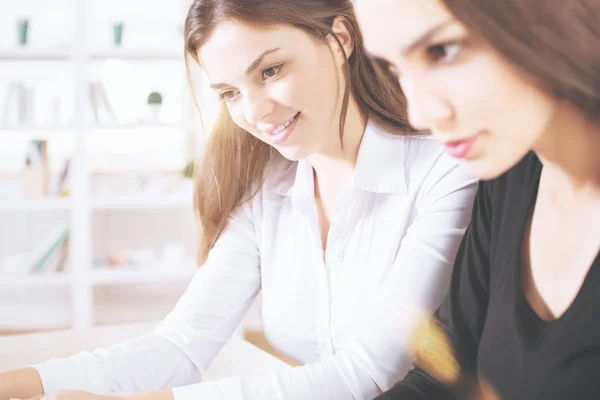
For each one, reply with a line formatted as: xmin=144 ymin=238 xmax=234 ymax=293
xmin=355 ymin=0 xmax=600 ymax=399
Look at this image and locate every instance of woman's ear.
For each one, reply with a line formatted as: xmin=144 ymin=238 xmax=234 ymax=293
xmin=329 ymin=16 xmax=355 ymax=64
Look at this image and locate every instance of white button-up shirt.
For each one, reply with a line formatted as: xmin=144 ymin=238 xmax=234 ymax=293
xmin=34 ymin=121 xmax=477 ymax=400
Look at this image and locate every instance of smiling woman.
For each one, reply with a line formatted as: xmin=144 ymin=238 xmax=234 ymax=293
xmin=184 ymin=0 xmax=415 ymax=262
xmin=0 ymin=1 xmax=478 ymax=400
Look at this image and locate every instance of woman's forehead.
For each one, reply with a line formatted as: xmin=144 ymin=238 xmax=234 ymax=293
xmin=200 ymin=20 xmax=308 ymax=59
xmin=198 ymin=20 xmax=316 ymax=81
xmin=355 ymin=0 xmax=455 ymax=58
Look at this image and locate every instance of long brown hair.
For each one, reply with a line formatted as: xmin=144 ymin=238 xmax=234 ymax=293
xmin=185 ymin=0 xmax=415 ymax=265
xmin=442 ymin=0 xmax=600 ymax=118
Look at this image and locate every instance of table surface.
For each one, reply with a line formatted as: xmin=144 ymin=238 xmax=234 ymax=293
xmin=0 ymin=322 xmax=292 ymax=382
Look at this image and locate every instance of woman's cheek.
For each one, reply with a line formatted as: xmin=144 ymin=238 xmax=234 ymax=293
xmin=267 ymin=76 xmax=302 ymax=108
xmin=227 ymin=102 xmax=251 ymax=131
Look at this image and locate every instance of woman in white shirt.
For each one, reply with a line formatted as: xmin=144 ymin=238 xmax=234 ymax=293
xmin=0 ymin=1 xmax=476 ymax=400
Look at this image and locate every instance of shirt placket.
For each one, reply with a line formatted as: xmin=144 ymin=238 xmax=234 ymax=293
xmin=322 ymin=190 xmax=357 ymax=355
xmin=291 ymin=193 xmax=332 ymax=356
xmin=292 ymin=184 xmax=358 ymax=356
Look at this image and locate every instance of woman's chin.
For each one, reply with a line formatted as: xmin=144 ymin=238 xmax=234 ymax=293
xmin=274 ymin=143 xmax=313 ymax=162
xmin=461 ymin=156 xmax=516 ymax=181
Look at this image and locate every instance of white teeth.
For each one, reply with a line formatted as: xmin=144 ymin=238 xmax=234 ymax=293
xmin=268 ymin=114 xmax=296 ymax=135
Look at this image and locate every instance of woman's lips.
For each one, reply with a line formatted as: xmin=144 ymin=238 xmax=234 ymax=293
xmin=265 ymin=112 xmax=300 ymax=145
xmin=444 ymin=135 xmax=478 ymax=159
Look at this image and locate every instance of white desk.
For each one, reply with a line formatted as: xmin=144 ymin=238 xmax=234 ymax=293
xmin=0 ymin=322 xmax=292 ymax=382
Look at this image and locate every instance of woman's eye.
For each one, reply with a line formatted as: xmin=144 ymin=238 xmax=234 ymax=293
xmin=426 ymin=42 xmax=462 ymax=63
xmin=219 ymin=90 xmax=237 ymax=101
xmin=261 ymin=64 xmax=282 ymax=80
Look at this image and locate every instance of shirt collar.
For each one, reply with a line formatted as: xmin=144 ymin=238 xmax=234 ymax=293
xmin=268 ymin=119 xmax=408 ymax=197
xmin=350 ymin=120 xmax=408 ymax=195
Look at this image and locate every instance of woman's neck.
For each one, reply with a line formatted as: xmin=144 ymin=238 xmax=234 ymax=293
xmin=534 ymin=104 xmax=600 ymax=200
xmin=307 ymin=96 xmax=368 ymax=193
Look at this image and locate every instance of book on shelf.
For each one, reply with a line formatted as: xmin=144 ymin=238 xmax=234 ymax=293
xmin=1 ymin=82 xmax=34 ymax=127
xmin=0 ymin=223 xmax=69 ymax=277
xmin=89 ymin=81 xmax=119 ymax=125
xmin=23 ymin=222 xmax=69 ymax=275
xmin=23 ymin=139 xmax=50 ymax=198
xmin=52 ymin=158 xmax=71 ymax=197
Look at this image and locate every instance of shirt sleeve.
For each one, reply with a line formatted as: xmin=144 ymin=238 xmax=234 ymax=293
xmin=170 ymin=155 xmax=478 ymax=400
xmin=375 ymin=180 xmax=494 ymax=400
xmin=33 ymin=202 xmax=262 ymax=395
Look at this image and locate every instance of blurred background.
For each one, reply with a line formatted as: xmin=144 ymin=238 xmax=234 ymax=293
xmin=0 ymin=0 xmax=266 ymax=336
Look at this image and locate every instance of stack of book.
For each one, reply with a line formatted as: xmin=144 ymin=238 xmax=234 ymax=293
xmin=1 ymin=222 xmax=69 ymax=276
xmin=1 ymin=82 xmax=34 ymax=126
xmin=26 ymin=223 xmax=69 ymax=274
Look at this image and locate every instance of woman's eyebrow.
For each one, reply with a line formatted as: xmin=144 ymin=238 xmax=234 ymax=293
xmin=402 ymin=20 xmax=455 ymax=57
xmin=245 ymin=47 xmax=281 ymax=75
xmin=210 ymin=47 xmax=281 ymax=89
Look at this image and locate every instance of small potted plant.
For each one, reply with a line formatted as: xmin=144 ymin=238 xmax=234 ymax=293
xmin=17 ymin=17 xmax=29 ymax=46
xmin=147 ymin=91 xmax=163 ymax=122
xmin=112 ymin=21 xmax=124 ymax=46
xmin=182 ymin=160 xmax=194 ymax=178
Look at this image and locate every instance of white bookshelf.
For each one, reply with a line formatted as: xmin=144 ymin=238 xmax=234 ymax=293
xmin=91 ymin=195 xmax=192 ymax=210
xmin=0 ymin=198 xmax=70 ymax=211
xmin=0 ymin=48 xmax=71 ymax=61
xmin=91 ymin=122 xmax=192 ymax=130
xmin=0 ymin=124 xmax=72 ymax=132
xmin=0 ymin=273 xmax=72 ymax=288
xmin=0 ymin=0 xmax=199 ymax=331
xmin=0 ymin=193 xmax=194 ymax=211
xmin=90 ymin=49 xmax=184 ymax=61
xmin=91 ymin=268 xmax=195 ymax=285
xmin=0 ymin=126 xmax=72 ymax=141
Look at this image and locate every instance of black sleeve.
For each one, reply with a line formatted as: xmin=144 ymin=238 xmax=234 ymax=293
xmin=375 ymin=180 xmax=494 ymax=400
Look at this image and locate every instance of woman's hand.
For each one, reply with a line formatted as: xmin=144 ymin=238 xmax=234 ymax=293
xmin=0 ymin=368 xmax=44 ymax=400
xmin=25 ymin=389 xmax=174 ymax=400
xmin=25 ymin=391 xmax=117 ymax=400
